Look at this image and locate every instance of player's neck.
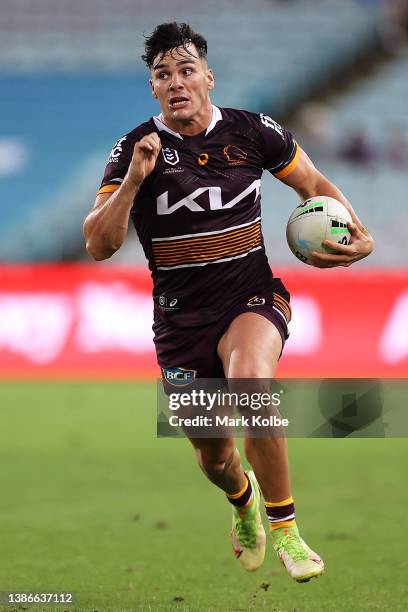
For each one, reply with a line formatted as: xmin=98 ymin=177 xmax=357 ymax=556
xmin=161 ymin=102 xmax=213 ymax=136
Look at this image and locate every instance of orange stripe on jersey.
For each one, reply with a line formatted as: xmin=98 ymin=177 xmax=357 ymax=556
xmin=152 ymin=224 xmax=261 ymax=255
xmin=273 ymin=293 xmax=291 ymax=313
xmin=153 ymin=219 xmax=262 ymax=269
xmin=273 ymin=143 xmax=300 ymax=179
xmin=273 ymin=293 xmax=292 ymax=322
xmin=154 ymin=234 xmax=262 ymax=266
xmin=273 ymin=301 xmax=291 ymax=323
xmin=152 ymin=222 xmax=261 ymax=251
xmin=97 ymin=184 xmax=120 ymax=195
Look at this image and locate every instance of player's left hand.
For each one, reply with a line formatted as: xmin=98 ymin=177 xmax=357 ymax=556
xmin=311 ymin=221 xmax=374 ymax=268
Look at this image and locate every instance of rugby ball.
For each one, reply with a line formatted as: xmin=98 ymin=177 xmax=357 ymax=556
xmin=286 ymin=196 xmax=352 ymax=266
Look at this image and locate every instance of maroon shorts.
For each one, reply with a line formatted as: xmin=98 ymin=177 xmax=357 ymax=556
xmin=153 ymin=279 xmax=291 ymax=386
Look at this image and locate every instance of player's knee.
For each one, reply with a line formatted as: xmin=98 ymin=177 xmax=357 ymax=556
xmin=228 ymin=363 xmax=272 ymax=391
xmin=228 ymin=358 xmax=272 ymax=379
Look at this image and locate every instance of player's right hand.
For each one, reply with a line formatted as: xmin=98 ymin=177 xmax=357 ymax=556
xmin=127 ymin=132 xmax=162 ymax=187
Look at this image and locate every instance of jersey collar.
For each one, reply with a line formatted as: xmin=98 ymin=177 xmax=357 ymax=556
xmin=152 ymin=105 xmax=222 ymax=139
xmin=205 ymin=105 xmax=222 ymax=135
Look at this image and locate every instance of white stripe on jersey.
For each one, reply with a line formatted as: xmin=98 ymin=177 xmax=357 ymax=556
xmin=152 ymin=216 xmax=261 ymax=242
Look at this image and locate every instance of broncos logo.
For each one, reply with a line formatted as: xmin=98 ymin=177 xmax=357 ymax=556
xmin=223 ymin=144 xmax=247 ymax=166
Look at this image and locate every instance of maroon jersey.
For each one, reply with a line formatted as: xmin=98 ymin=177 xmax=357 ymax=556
xmin=98 ymin=106 xmax=299 ymax=326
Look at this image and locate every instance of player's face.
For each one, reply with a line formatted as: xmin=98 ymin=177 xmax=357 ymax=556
xmin=150 ymin=44 xmax=214 ymax=128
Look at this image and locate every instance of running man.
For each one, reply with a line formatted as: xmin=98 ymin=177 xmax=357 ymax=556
xmin=83 ymin=22 xmax=373 ymax=582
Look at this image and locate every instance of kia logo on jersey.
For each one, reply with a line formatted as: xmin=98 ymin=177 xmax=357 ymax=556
xmin=162 ymin=147 xmax=180 ymax=166
xmin=156 ymin=179 xmax=261 ymax=214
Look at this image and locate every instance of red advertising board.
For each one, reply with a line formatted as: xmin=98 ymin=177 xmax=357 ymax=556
xmin=0 ymin=264 xmax=407 ymax=378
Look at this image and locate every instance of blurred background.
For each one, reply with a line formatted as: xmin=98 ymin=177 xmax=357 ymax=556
xmin=1 ymin=0 xmax=407 ymax=377
xmin=1 ymin=0 xmax=408 ymax=264
xmin=1 ymin=3 xmax=408 ymax=611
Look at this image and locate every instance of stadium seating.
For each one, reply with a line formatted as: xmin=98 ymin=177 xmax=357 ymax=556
xmin=260 ymin=162 xmax=407 ymax=267
xmin=0 ymin=0 xmax=397 ymax=262
xmin=261 ymin=51 xmax=408 ymax=267
xmin=0 ymin=76 xmax=157 ymax=260
xmin=0 ymin=0 xmax=381 ymax=112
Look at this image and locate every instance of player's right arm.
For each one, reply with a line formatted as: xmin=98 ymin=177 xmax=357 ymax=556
xmin=279 ymin=147 xmax=374 ymax=267
xmin=83 ymin=132 xmax=161 ymax=260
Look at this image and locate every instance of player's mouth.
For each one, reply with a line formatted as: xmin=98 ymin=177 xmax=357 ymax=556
xmin=169 ymin=96 xmax=190 ymax=110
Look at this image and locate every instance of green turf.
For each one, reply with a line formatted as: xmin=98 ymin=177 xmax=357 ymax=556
xmin=0 ymin=383 xmax=407 ymax=612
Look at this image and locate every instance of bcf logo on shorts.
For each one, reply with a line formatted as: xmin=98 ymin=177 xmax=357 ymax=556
xmin=247 ymin=296 xmax=266 ymax=307
xmin=162 ymin=367 xmax=196 ymax=386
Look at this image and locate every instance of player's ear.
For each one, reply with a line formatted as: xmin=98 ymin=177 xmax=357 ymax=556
xmin=207 ymin=68 xmax=215 ymax=91
xmin=149 ymin=78 xmax=158 ymax=99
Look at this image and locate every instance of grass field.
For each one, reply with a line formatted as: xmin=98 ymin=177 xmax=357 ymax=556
xmin=0 ymin=382 xmax=407 ymax=612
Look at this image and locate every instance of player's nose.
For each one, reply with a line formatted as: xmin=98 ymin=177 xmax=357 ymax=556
xmin=169 ymin=74 xmax=183 ymax=90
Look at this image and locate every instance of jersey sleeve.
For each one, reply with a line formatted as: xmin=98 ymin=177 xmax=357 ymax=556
xmin=256 ymin=113 xmax=300 ymax=179
xmin=97 ymin=134 xmax=134 ymax=195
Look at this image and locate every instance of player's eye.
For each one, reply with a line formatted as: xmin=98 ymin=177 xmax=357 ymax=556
xmin=183 ymin=68 xmax=193 ymax=76
xmin=158 ymin=72 xmax=168 ymax=79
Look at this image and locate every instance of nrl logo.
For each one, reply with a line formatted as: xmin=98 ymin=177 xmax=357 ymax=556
xmin=162 ymin=147 xmax=180 ymax=166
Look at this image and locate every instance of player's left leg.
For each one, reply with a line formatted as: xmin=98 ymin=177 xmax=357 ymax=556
xmin=218 ymin=312 xmax=324 ymax=582
xmin=188 ymin=436 xmax=266 ymax=571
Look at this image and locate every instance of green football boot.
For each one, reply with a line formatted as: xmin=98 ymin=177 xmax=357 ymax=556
xmin=231 ymin=470 xmax=266 ymax=571
xmin=272 ymin=523 xmax=324 ymax=582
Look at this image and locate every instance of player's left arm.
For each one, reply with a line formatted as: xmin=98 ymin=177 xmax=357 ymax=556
xmin=280 ymin=147 xmax=374 ymax=268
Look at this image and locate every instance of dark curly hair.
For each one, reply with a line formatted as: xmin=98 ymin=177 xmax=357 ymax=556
xmin=142 ymin=22 xmax=208 ymax=68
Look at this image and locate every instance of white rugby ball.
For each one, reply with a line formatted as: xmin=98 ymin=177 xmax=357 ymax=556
xmin=286 ymin=196 xmax=352 ymax=266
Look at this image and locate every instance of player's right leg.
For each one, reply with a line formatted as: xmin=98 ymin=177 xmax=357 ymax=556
xmin=154 ymin=313 xmax=265 ymax=570
xmin=188 ymin=436 xmax=266 ymax=571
